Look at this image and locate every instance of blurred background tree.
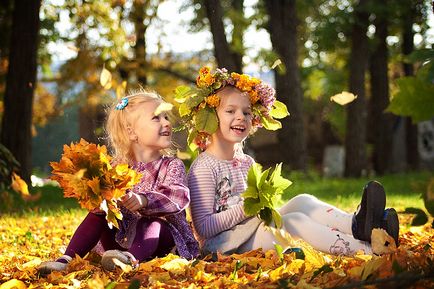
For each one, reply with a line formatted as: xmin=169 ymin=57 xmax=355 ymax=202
xmin=0 ymin=0 xmax=433 ymax=182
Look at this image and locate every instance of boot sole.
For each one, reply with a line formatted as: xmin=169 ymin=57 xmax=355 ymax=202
xmin=356 ymin=181 xmax=386 ymax=241
xmin=384 ymin=208 xmax=400 ymax=246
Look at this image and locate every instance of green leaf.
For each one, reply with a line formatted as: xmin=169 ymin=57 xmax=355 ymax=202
xmin=242 ymin=186 xmax=259 ymax=199
xmin=258 ymin=167 xmax=271 ymax=188
xmin=243 ymin=162 xmax=293 ymax=228
xmin=243 ymin=197 xmax=264 ymax=216
xmin=269 ymin=100 xmax=289 ymax=119
xmin=387 ymin=76 xmax=434 ymax=123
xmin=195 ymin=107 xmax=219 ymax=134
xmin=269 ymin=163 xmax=292 ymax=191
xmin=248 ymin=163 xmax=263 ymax=188
xmin=173 ymin=85 xmax=192 ymax=103
xmin=187 ymin=130 xmax=198 ymax=151
xmin=179 ymin=103 xmax=191 ymax=117
xmin=259 ymin=207 xmax=273 ymax=225
xmin=127 ymin=279 xmax=140 ymax=289
xmin=271 ymin=208 xmax=282 ymax=228
xmin=261 ymin=115 xmax=282 ymax=130
xmin=406 ymin=48 xmax=434 ymax=63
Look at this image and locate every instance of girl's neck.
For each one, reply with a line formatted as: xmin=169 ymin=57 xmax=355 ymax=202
xmin=131 ymin=146 xmax=161 ymax=163
xmin=205 ymin=138 xmax=240 ymax=161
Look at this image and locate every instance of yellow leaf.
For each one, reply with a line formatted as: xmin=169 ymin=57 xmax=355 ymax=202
xmin=116 ymin=80 xmax=127 ymax=99
xmin=115 ymin=164 xmax=130 ymax=176
xmin=112 ymin=258 xmax=133 ymax=273
xmin=360 ymin=257 xmax=385 ymax=280
xmin=0 ymin=279 xmax=27 ymax=289
xmin=330 ymin=91 xmax=357 ymax=105
xmin=271 ymin=59 xmax=282 ymax=69
xmin=11 ymin=172 xmax=29 ymax=197
xmin=154 ymin=102 xmax=173 ymax=116
xmin=100 ymin=67 xmax=112 ymax=89
xmin=176 ymin=150 xmax=192 ymax=160
xmin=160 ymin=258 xmax=190 ymax=275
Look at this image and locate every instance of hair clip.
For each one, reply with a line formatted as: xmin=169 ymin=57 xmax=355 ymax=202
xmin=115 ymin=97 xmax=128 ymax=110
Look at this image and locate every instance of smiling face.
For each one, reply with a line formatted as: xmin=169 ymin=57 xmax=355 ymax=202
xmin=213 ymin=86 xmax=253 ymax=147
xmin=127 ymin=100 xmax=172 ymax=157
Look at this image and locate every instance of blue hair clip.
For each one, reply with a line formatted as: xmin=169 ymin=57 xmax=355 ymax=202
xmin=115 ymin=97 xmax=129 ymax=110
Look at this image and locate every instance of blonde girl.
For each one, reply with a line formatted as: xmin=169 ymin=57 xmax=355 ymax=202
xmin=39 ymin=90 xmax=198 ymax=274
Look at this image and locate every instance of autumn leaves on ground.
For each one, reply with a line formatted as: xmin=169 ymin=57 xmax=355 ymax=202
xmin=0 ymin=209 xmax=432 ymax=289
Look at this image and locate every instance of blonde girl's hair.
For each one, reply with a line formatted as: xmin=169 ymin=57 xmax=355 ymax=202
xmin=105 ymin=89 xmax=171 ymax=164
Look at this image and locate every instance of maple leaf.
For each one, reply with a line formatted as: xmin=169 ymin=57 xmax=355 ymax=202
xmin=50 ymin=139 xmax=142 ymax=228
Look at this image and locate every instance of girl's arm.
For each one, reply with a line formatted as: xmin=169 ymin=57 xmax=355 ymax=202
xmin=189 ymin=164 xmax=249 ymax=239
xmin=136 ymin=158 xmax=190 ymax=216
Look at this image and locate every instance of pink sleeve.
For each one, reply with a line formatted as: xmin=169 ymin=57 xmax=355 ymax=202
xmin=188 ymin=161 xmax=249 ymax=239
xmin=137 ymin=158 xmax=190 ymax=216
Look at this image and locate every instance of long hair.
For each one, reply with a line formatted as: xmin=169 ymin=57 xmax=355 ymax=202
xmin=105 ymin=89 xmax=168 ymax=164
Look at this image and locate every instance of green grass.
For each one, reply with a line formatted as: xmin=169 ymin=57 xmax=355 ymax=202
xmin=281 ymin=170 xmax=432 ymax=212
xmin=0 ymin=171 xmax=431 ymax=216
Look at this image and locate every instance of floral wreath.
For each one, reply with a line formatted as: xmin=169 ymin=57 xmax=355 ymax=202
xmin=174 ymin=66 xmax=289 ymax=151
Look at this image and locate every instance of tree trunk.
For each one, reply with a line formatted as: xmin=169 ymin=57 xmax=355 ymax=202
xmin=132 ymin=0 xmax=148 ymax=86
xmin=229 ymin=0 xmax=244 ymax=72
xmin=344 ymin=0 xmax=369 ymax=177
xmin=369 ymin=0 xmax=394 ymax=175
xmin=402 ymin=2 xmax=419 ymax=170
xmin=265 ymin=0 xmax=307 ymax=170
xmin=204 ymin=0 xmax=238 ymax=71
xmin=0 ymin=0 xmax=41 ymax=182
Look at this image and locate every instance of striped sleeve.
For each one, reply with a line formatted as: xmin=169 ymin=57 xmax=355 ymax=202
xmin=188 ymin=161 xmax=248 ymax=239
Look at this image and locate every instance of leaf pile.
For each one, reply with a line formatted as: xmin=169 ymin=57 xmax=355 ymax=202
xmin=50 ymin=138 xmax=142 ymax=228
xmin=0 ymin=212 xmax=433 ymax=289
xmin=242 ymin=163 xmax=292 ymax=227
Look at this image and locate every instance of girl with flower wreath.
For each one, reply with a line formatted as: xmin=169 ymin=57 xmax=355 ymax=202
xmin=38 ymin=90 xmax=199 ymax=275
xmin=180 ymin=67 xmax=400 ymax=256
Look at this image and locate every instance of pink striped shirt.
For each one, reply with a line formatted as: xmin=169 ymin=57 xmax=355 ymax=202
xmin=188 ymin=151 xmax=255 ymax=244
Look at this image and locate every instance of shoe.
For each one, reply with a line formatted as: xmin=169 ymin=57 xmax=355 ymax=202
xmin=382 ymin=208 xmax=399 ymax=247
xmin=101 ymin=250 xmax=137 ymax=271
xmin=38 ymin=255 xmax=72 ymax=276
xmin=352 ymin=181 xmax=386 ymax=242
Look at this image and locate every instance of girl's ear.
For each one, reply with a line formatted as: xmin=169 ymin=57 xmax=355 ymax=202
xmin=126 ymin=126 xmax=137 ymax=142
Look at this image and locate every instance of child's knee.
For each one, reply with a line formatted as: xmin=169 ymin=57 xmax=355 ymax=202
xmin=290 ymin=194 xmax=318 ymax=206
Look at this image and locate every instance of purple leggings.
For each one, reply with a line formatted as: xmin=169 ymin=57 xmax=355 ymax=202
xmin=62 ymin=212 xmax=174 ymax=262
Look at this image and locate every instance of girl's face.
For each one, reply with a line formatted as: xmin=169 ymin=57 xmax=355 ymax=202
xmin=129 ymin=100 xmax=172 ymax=153
xmin=214 ymin=87 xmax=252 ymax=145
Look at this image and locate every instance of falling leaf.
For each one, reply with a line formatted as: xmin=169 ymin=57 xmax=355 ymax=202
xmin=100 ymin=66 xmax=112 ymax=90
xmin=154 ymin=102 xmax=173 ymax=116
xmin=330 ymin=91 xmax=357 ymax=105
xmin=271 ymin=59 xmax=282 ymax=69
xmin=11 ymin=172 xmax=31 ymax=200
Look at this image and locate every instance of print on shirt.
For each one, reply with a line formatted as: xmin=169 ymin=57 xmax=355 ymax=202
xmin=215 ymin=176 xmax=232 ymax=212
xmin=329 ymin=234 xmax=351 ymax=256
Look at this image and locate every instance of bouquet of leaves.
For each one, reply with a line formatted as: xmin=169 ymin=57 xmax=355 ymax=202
xmin=50 ymin=139 xmax=142 ymax=228
xmin=242 ymin=163 xmax=292 ymax=228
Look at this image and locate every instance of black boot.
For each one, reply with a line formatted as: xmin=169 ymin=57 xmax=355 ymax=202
xmin=352 ymin=181 xmax=386 ymax=242
xmin=382 ymin=208 xmax=400 ymax=246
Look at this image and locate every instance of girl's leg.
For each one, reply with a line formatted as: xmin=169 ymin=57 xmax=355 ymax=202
xmin=239 ymin=212 xmax=372 ymax=256
xmin=128 ymin=219 xmax=175 ymax=262
xmin=63 ymin=212 xmax=114 ymax=259
xmin=279 ymin=194 xmax=353 ymax=234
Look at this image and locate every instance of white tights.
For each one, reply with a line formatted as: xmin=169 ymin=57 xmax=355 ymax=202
xmin=239 ymin=194 xmax=372 ymax=256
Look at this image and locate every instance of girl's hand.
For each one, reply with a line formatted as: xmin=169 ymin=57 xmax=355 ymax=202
xmin=121 ymin=192 xmax=148 ymax=212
